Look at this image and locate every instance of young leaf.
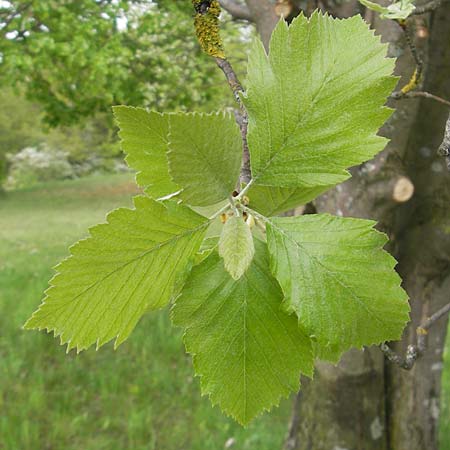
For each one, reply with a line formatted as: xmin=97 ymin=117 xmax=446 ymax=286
xmin=24 ymin=197 xmax=208 ymax=352
xmin=266 ymin=214 xmax=410 ymax=362
xmin=243 ymin=12 xmax=397 ymax=188
xmin=358 ymin=0 xmax=416 ymax=20
xmin=168 ymin=112 xmax=242 ymax=206
xmin=172 ymin=240 xmax=313 ymax=425
xmin=113 ymin=106 xmax=179 ymax=199
xmin=247 ymin=184 xmax=332 ymax=216
xmin=194 ymin=236 xmax=219 ymax=265
xmin=218 ymin=215 xmax=255 ymax=280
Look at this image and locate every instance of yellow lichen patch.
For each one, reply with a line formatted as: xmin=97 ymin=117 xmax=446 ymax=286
xmin=401 ymin=68 xmax=420 ymax=94
xmin=417 ymin=326 xmax=428 ymax=336
xmin=192 ymin=0 xmax=225 ymax=59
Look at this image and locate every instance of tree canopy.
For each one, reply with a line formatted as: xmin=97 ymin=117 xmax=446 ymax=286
xmin=0 ymin=1 xmax=247 ymax=126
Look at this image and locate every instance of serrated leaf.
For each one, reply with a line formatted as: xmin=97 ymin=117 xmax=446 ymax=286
xmin=243 ymin=12 xmax=397 ymax=188
xmin=24 ymin=197 xmax=208 ymax=352
xmin=113 ymin=106 xmax=179 ymax=199
xmin=218 ymin=215 xmax=255 ymax=280
xmin=247 ymin=184 xmax=332 ymax=216
xmin=168 ymin=112 xmax=242 ymax=206
xmin=266 ymin=214 xmax=410 ymax=362
xmin=172 ymin=240 xmax=314 ymax=425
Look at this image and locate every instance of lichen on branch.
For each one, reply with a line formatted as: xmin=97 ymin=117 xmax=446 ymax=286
xmin=192 ymin=0 xmax=225 ymax=58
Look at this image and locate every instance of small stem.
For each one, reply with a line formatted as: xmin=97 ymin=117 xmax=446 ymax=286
xmin=397 ymin=21 xmax=423 ymax=93
xmin=228 ymin=195 xmax=240 ymax=216
xmin=391 ymin=90 xmax=450 ymax=107
xmin=381 ymin=300 xmax=450 ymax=370
xmin=235 ymin=178 xmax=254 ymax=201
xmin=215 ymin=57 xmax=252 ymax=185
xmin=214 ymin=57 xmax=244 ymax=104
xmin=209 ymin=203 xmax=231 ymax=221
xmin=241 ymin=204 xmax=268 ymax=224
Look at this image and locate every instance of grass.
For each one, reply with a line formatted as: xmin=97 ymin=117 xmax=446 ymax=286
xmin=1 ymin=173 xmax=449 ymax=450
xmin=442 ymin=332 xmax=450 ymax=449
xmin=0 ymin=174 xmax=290 ymax=450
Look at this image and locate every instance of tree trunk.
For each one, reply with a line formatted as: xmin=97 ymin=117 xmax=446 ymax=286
xmin=241 ymin=1 xmax=450 ymax=449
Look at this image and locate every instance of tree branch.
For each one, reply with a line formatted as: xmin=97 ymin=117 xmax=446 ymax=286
xmin=391 ymin=90 xmax=450 ymax=107
xmin=410 ymin=0 xmax=444 ymax=15
xmin=214 ymin=57 xmax=251 ymax=184
xmin=218 ymin=0 xmax=253 ymax=21
xmin=381 ymin=301 xmax=450 ymax=369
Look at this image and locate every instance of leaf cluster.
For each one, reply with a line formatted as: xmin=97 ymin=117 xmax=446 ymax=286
xmin=25 ymin=13 xmax=410 ymax=425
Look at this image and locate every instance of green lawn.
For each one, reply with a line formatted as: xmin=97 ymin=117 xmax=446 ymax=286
xmin=0 ymin=173 xmax=449 ymax=450
xmin=0 ymin=174 xmax=290 ymax=450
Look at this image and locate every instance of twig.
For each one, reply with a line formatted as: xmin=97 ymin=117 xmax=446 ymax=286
xmin=410 ymin=0 xmax=443 ymax=15
xmin=402 ymin=20 xmax=424 ymax=91
xmin=214 ymin=57 xmax=251 ymax=185
xmin=391 ymin=90 xmax=450 ymax=107
xmin=381 ymin=301 xmax=450 ymax=369
xmin=214 ymin=57 xmax=244 ymax=104
xmin=192 ymin=1 xmax=252 ymax=186
xmin=438 ymin=112 xmax=450 ymax=170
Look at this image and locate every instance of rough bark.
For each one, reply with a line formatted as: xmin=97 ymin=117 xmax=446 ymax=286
xmin=291 ymin=7 xmax=450 ymax=450
xmin=227 ymin=2 xmax=450 ymax=449
xmin=386 ymin=7 xmax=450 ymax=448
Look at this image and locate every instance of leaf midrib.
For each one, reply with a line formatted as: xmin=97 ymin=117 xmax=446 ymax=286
xmin=268 ymin=220 xmax=384 ymax=326
xmin=47 ymin=220 xmax=209 ymax=307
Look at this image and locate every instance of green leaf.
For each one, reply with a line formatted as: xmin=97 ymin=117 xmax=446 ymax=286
xmin=266 ymin=214 xmax=410 ymax=362
xmin=358 ymin=0 xmax=416 ymax=19
xmin=24 ymin=197 xmax=208 ymax=352
xmin=172 ymin=240 xmax=313 ymax=425
xmin=247 ymin=184 xmax=332 ymax=216
xmin=113 ymin=106 xmax=179 ymax=199
xmin=218 ymin=215 xmax=255 ymax=280
xmin=243 ymin=12 xmax=397 ymax=188
xmin=168 ymin=112 xmax=242 ymax=206
xmin=194 ymin=236 xmax=219 ymax=265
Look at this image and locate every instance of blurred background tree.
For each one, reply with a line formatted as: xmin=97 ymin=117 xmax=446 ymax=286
xmin=0 ymin=0 xmax=251 ymax=187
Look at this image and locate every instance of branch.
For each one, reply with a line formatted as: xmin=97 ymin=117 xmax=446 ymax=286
xmin=381 ymin=301 xmax=450 ymax=369
xmin=191 ymin=2 xmax=251 ymax=185
xmin=438 ymin=112 xmax=450 ymax=170
xmin=410 ymin=0 xmax=443 ymax=15
xmin=218 ymin=0 xmax=253 ymax=21
xmin=391 ymin=90 xmax=450 ymax=107
xmin=400 ymin=20 xmax=424 ymax=91
xmin=214 ymin=57 xmax=251 ymax=184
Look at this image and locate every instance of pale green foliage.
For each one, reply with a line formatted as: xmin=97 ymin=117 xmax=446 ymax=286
xmin=25 ymin=197 xmax=208 ymax=352
xmin=172 ymin=240 xmax=313 ymax=425
xmin=247 ymin=184 xmax=331 ymax=216
xmin=243 ymin=12 xmax=396 ymax=188
xmin=168 ymin=112 xmax=242 ymax=206
xmin=266 ymin=214 xmax=410 ymax=362
xmin=358 ymin=0 xmax=416 ymax=19
xmin=113 ymin=107 xmax=179 ymax=199
xmin=26 ymin=13 xmax=410 ymax=425
xmin=218 ymin=215 xmax=255 ymax=280
xmin=194 ymin=236 xmax=219 ymax=265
